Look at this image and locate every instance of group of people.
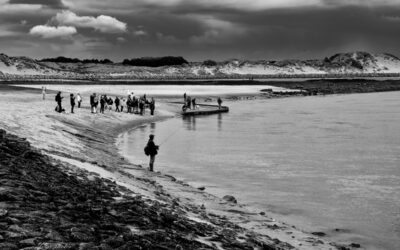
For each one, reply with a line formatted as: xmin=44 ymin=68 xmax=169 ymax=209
xmin=183 ymin=93 xmax=197 ymax=110
xmin=54 ymin=91 xmax=156 ymax=116
xmin=55 ymin=92 xmax=82 ymax=113
xmin=53 ymin=90 xmax=226 ymax=173
xmin=125 ymin=93 xmax=156 ymax=115
xmin=182 ymin=92 xmax=223 ymax=111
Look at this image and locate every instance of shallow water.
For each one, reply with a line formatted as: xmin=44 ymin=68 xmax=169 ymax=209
xmin=14 ymin=84 xmax=287 ymax=97
xmin=119 ymin=91 xmax=400 ymax=250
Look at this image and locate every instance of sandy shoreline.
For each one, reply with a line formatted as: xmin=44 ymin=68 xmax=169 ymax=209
xmin=0 ymin=84 xmax=360 ymax=249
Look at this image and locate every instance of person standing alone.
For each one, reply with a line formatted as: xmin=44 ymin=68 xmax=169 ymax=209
xmin=70 ymin=94 xmax=75 ymax=114
xmin=150 ymin=98 xmax=155 ymax=115
xmin=42 ymin=86 xmax=46 ymax=100
xmin=145 ymin=134 xmax=159 ymax=171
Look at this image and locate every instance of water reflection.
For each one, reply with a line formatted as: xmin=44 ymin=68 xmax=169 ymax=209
xmin=183 ymin=116 xmax=196 ymax=131
xmin=218 ymin=113 xmax=222 ymax=131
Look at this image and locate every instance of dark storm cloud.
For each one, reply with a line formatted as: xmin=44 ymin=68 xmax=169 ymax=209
xmin=3 ymin=0 xmax=400 ymax=60
xmin=103 ymin=4 xmax=400 ymax=60
xmin=8 ymin=0 xmax=66 ymax=9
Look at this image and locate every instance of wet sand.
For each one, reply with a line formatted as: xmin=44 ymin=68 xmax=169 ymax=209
xmin=0 ymin=84 xmax=356 ymax=249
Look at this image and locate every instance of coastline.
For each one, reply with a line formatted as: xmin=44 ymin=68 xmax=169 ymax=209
xmin=0 ymin=84 xmax=364 ymax=249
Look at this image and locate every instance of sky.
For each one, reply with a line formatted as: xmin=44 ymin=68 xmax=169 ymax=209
xmin=1 ymin=0 xmax=400 ymax=61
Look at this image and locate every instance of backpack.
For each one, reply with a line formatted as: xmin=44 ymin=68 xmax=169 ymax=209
xmin=144 ymin=145 xmax=150 ymax=156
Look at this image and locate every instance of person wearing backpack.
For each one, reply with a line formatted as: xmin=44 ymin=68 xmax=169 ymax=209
xmin=145 ymin=134 xmax=159 ymax=171
xmin=55 ymin=91 xmax=64 ymax=113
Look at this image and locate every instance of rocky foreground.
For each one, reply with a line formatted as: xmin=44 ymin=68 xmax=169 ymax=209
xmin=0 ymin=129 xmax=291 ymax=250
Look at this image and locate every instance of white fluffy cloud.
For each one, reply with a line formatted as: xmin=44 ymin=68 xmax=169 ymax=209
xmin=54 ymin=10 xmax=127 ymax=33
xmin=29 ymin=25 xmax=77 ymax=38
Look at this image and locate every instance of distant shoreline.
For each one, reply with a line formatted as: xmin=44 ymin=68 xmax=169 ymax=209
xmin=2 ymin=76 xmax=400 ymax=85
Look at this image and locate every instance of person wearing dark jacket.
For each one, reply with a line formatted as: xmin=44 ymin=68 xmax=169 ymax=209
xmin=55 ymin=91 xmax=63 ymax=113
xmin=100 ymin=95 xmax=106 ymax=114
xmin=192 ymin=98 xmax=196 ymax=110
xmin=90 ymin=93 xmax=95 ymax=113
xmin=217 ymin=97 xmax=222 ymax=109
xmin=115 ymin=96 xmax=120 ymax=112
xmin=146 ymin=134 xmax=159 ymax=171
xmin=70 ymin=94 xmax=75 ymax=114
xmin=149 ymin=98 xmax=155 ymax=115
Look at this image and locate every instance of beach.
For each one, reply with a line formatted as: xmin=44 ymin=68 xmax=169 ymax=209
xmin=0 ymin=84 xmax=353 ymax=249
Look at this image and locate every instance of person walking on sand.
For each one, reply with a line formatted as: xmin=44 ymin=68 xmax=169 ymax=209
xmin=90 ymin=93 xmax=94 ymax=113
xmin=93 ymin=93 xmax=99 ymax=113
xmin=183 ymin=92 xmax=186 ymax=102
xmin=150 ymin=98 xmax=155 ymax=115
xmin=42 ymin=86 xmax=46 ymax=100
xmin=115 ymin=96 xmax=120 ymax=112
xmin=100 ymin=95 xmax=106 ymax=114
xmin=217 ymin=97 xmax=222 ymax=109
xmin=76 ymin=93 xmax=82 ymax=108
xmin=55 ymin=91 xmax=63 ymax=113
xmin=120 ymin=97 xmax=125 ymax=112
xmin=139 ymin=99 xmax=144 ymax=115
xmin=70 ymin=94 xmax=76 ymax=114
xmin=145 ymin=134 xmax=159 ymax=171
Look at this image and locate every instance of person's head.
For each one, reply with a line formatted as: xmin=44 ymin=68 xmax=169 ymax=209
xmin=149 ymin=134 xmax=154 ymax=140
xmin=70 ymin=94 xmax=73 ymax=97
xmin=58 ymin=91 xmax=61 ymax=95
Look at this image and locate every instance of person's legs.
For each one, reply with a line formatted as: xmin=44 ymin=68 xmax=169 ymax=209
xmin=149 ymin=155 xmax=155 ymax=171
xmin=71 ymin=105 xmax=74 ymax=113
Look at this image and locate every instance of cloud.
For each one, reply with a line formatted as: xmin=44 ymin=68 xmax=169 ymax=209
xmin=117 ymin=37 xmax=126 ymax=42
xmin=133 ymin=30 xmax=147 ymax=36
xmin=29 ymin=25 xmax=77 ymax=38
xmin=0 ymin=2 xmax=42 ymax=13
xmin=8 ymin=0 xmax=66 ymax=9
xmin=54 ymin=10 xmax=127 ymax=33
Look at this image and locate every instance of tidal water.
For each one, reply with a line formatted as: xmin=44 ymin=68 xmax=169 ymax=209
xmin=119 ymin=91 xmax=400 ymax=250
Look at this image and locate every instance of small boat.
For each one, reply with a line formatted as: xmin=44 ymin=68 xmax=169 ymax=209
xmin=181 ymin=104 xmax=229 ymax=116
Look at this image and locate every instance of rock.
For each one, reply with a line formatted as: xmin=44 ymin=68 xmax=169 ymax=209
xmin=0 ymin=209 xmax=8 ymax=217
xmin=311 ymin=231 xmax=326 ymax=237
xmin=223 ymin=195 xmax=237 ymax=204
xmin=197 ymin=186 xmax=205 ymax=191
xmin=350 ymin=243 xmax=361 ymax=248
xmin=0 ymin=243 xmax=18 ymax=250
xmin=38 ymin=242 xmax=77 ymax=250
xmin=45 ymin=230 xmax=65 ymax=241
xmin=259 ymin=211 xmax=265 ymax=215
xmin=19 ymin=238 xmax=37 ymax=247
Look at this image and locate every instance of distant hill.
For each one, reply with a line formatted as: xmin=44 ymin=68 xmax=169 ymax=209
xmin=1 ymin=51 xmax=400 ymax=80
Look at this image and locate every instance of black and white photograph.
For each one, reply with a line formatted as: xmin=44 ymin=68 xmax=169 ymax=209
xmin=0 ymin=0 xmax=399 ymax=249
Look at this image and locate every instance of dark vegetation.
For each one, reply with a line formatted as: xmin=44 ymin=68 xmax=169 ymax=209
xmin=202 ymin=60 xmax=218 ymax=67
xmin=40 ymin=57 xmax=113 ymax=64
xmin=122 ymin=56 xmax=188 ymax=67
